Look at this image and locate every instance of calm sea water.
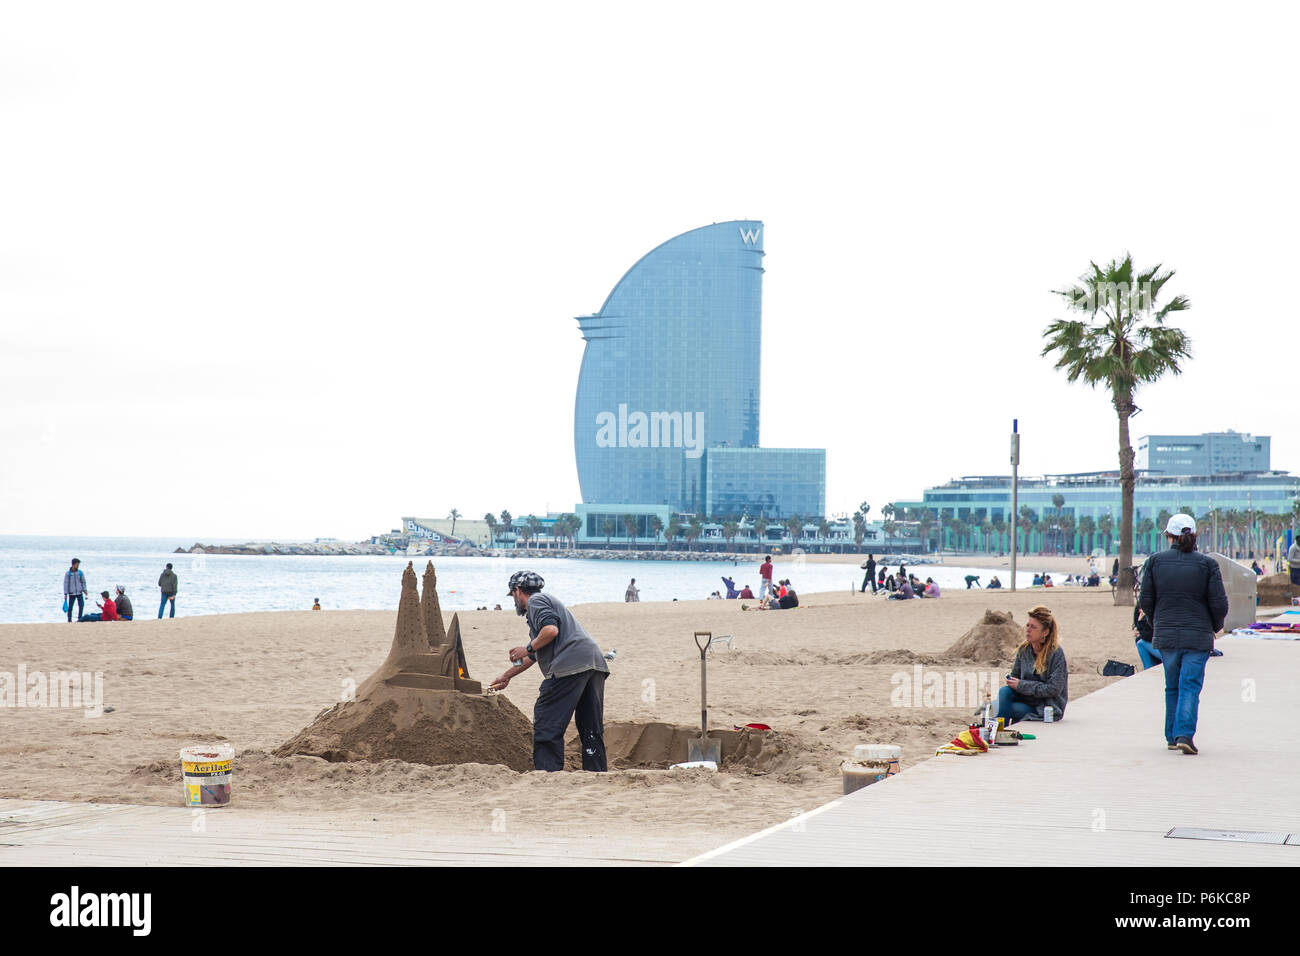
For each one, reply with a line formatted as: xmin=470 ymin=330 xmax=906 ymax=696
xmin=0 ymin=535 xmax=1041 ymax=624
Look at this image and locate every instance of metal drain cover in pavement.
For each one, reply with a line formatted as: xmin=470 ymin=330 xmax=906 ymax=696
xmin=1165 ymin=827 xmax=1290 ymax=845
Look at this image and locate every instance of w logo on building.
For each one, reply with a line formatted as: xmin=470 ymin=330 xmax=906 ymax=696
xmin=739 ymin=226 xmax=762 ymax=244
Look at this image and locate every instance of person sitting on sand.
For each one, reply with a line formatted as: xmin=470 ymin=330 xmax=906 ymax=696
xmin=79 ymin=590 xmax=119 ymax=622
xmin=877 ymin=567 xmax=887 ymax=590
xmin=312 ymin=597 xmax=322 ymax=611
xmin=884 ymin=572 xmax=897 ymax=592
xmin=114 ymin=585 xmax=134 ymax=620
xmin=922 ymin=578 xmax=940 ymax=598
xmin=708 ymin=590 xmax=722 ymax=600
xmin=738 ymin=584 xmax=755 ymax=599
xmin=1032 ymin=572 xmax=1044 ymax=586
xmin=1043 ymin=574 xmax=1054 ymax=588
xmin=888 ymin=577 xmax=916 ymax=600
xmin=996 ymin=605 xmax=1068 ymax=724
xmin=986 ymin=575 xmax=1002 ymax=589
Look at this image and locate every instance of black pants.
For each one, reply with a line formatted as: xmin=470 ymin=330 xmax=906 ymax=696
xmin=533 ymin=669 xmax=607 ymax=772
xmin=66 ymin=593 xmax=84 ymax=622
xmin=860 ymin=571 xmax=876 ymax=593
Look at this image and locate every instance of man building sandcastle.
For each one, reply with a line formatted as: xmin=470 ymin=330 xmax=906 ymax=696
xmin=491 ymin=571 xmax=610 ymax=772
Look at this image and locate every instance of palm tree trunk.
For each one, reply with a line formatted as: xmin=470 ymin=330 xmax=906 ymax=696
xmin=1114 ymin=387 xmax=1136 ymax=606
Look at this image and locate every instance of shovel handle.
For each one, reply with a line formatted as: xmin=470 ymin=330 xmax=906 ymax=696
xmin=694 ymin=630 xmax=712 ymax=658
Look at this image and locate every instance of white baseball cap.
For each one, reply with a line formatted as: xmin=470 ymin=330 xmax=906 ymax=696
xmin=1165 ymin=513 xmax=1196 ymax=535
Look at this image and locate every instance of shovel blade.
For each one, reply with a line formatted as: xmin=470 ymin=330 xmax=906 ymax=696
xmin=688 ymin=737 xmax=722 ymax=765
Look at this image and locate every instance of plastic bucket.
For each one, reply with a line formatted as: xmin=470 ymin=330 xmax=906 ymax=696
xmin=179 ymin=744 xmax=235 ymax=808
xmin=841 ymin=744 xmax=901 ymax=794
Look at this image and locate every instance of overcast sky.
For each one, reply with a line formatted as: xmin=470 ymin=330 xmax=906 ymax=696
xmin=2 ymin=2 xmax=1295 ymax=541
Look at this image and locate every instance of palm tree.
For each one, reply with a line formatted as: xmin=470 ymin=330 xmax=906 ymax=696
xmin=1043 ymin=255 xmax=1192 ymax=604
xmin=785 ymin=516 xmax=804 ymax=552
xmin=1058 ymin=514 xmax=1075 ymax=555
xmin=483 ymin=512 xmax=498 ymax=548
xmin=665 ymin=515 xmax=681 ymax=552
xmin=723 ymin=520 xmax=739 ymax=552
xmin=753 ymin=517 xmax=769 ymax=552
xmin=1077 ymin=515 xmax=1096 ymax=554
xmin=447 ymin=509 xmax=461 ymax=537
xmin=1136 ymin=517 xmax=1155 ymax=554
xmin=882 ymin=519 xmax=897 ymax=551
xmin=685 ymin=517 xmax=703 ymax=552
xmin=601 ymin=518 xmax=614 ymax=548
xmin=650 ymin=515 xmax=664 ymax=550
xmin=817 ymin=518 xmax=830 ymax=552
xmin=499 ymin=510 xmax=513 ymax=543
xmin=622 ymin=514 xmax=638 ymax=551
xmin=1098 ymin=512 xmax=1115 ymax=557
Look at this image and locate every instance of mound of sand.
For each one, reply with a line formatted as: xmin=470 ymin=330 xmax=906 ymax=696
xmin=275 ymin=561 xmax=534 ymax=772
xmin=944 ymin=609 xmax=1022 ymax=661
xmin=1257 ymin=572 xmax=1296 ymax=607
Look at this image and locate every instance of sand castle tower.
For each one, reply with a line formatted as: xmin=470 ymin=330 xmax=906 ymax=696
xmin=275 ymin=562 xmax=532 ymax=770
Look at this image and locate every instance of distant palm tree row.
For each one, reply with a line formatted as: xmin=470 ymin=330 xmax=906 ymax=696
xmin=467 ymin=499 xmax=1296 ymax=557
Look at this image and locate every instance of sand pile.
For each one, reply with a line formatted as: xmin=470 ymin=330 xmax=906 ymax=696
xmin=275 ymin=561 xmax=534 ymax=772
xmin=1257 ymin=572 xmax=1296 ymax=607
xmin=943 ymin=609 xmax=1023 ymax=662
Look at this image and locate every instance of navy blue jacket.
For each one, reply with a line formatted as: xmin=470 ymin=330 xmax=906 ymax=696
xmin=1139 ymin=548 xmax=1229 ymax=652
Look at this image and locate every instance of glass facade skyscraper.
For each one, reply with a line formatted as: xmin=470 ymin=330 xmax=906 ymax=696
xmin=573 ymin=221 xmax=825 ymax=517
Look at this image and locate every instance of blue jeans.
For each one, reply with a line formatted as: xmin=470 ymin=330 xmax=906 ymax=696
xmin=1136 ymin=640 xmax=1163 ymax=670
xmin=66 ymin=593 xmax=84 ymax=622
xmin=1162 ymin=648 xmax=1209 ymax=743
xmin=159 ymin=594 xmax=175 ymax=619
xmin=995 ymin=686 xmax=1035 ymax=725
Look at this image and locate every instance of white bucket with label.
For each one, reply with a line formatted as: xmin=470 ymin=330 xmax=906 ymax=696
xmin=841 ymin=744 xmax=901 ymax=794
xmin=179 ymin=744 xmax=235 ymax=808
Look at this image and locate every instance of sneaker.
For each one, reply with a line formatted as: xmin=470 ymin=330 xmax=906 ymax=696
xmin=1166 ymin=742 xmax=1178 ymax=750
xmin=1175 ymin=737 xmax=1198 ymax=755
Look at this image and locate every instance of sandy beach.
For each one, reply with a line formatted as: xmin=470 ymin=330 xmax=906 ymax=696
xmin=0 ymin=584 xmax=1152 ymax=862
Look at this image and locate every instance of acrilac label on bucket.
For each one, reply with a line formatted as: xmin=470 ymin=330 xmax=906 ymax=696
xmin=180 ymin=744 xmax=234 ymax=808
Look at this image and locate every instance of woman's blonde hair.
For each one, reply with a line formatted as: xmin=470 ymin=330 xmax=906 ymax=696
xmin=1018 ymin=605 xmax=1060 ymax=674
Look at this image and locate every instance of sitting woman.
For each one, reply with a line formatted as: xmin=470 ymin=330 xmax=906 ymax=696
xmin=1133 ymin=604 xmax=1161 ymax=669
xmin=996 ymin=605 xmax=1068 ymax=724
xmin=921 ymin=577 xmax=940 ymax=598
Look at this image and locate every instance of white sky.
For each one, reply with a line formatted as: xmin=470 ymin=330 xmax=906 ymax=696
xmin=2 ymin=2 xmax=1296 ymax=540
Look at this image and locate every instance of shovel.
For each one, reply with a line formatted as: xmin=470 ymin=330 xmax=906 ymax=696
xmin=687 ymin=631 xmax=722 ymax=765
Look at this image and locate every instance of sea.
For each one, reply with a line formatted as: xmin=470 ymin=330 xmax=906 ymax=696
xmin=0 ymin=535 xmax=1041 ymax=624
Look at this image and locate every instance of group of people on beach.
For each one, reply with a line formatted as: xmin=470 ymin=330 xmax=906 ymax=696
xmin=62 ymin=557 xmax=178 ymax=621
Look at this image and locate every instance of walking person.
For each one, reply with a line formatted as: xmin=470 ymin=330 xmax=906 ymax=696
xmin=490 ymin=571 xmax=610 ymax=772
xmin=1288 ymin=536 xmax=1300 ymax=587
xmin=624 ymin=578 xmax=640 ymax=602
xmin=1140 ymin=514 xmax=1228 ymax=755
xmin=860 ymin=554 xmax=877 ymax=593
xmin=63 ymin=558 xmax=88 ymax=622
xmin=158 ymin=563 xmax=178 ymax=618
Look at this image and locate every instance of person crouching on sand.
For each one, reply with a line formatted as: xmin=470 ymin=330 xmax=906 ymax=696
xmin=996 ymin=605 xmax=1067 ymax=724
xmin=491 ymin=571 xmax=609 ymax=772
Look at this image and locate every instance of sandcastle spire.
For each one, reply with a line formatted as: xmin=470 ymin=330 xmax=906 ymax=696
xmin=421 ymin=560 xmax=447 ymax=649
xmin=385 ymin=561 xmax=428 ymax=663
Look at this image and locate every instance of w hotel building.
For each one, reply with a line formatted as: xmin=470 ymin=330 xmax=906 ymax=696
xmin=572 ymin=221 xmax=824 ymax=536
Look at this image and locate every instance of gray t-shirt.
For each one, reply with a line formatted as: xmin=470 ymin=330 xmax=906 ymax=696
xmin=524 ymin=592 xmax=609 ymax=680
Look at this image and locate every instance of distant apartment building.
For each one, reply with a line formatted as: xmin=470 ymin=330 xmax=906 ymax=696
xmin=1136 ymin=431 xmax=1271 ymax=475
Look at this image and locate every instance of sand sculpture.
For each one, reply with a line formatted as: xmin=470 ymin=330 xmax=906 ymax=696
xmin=276 ymin=562 xmax=534 ymax=771
xmin=943 ymin=609 xmax=1023 ymax=661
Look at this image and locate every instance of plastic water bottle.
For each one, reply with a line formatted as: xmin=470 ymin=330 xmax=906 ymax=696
xmin=1044 ymin=706 xmax=1055 ymax=723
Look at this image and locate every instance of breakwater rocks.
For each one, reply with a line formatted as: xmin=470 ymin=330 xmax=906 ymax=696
xmin=175 ymin=542 xmax=484 ymax=557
